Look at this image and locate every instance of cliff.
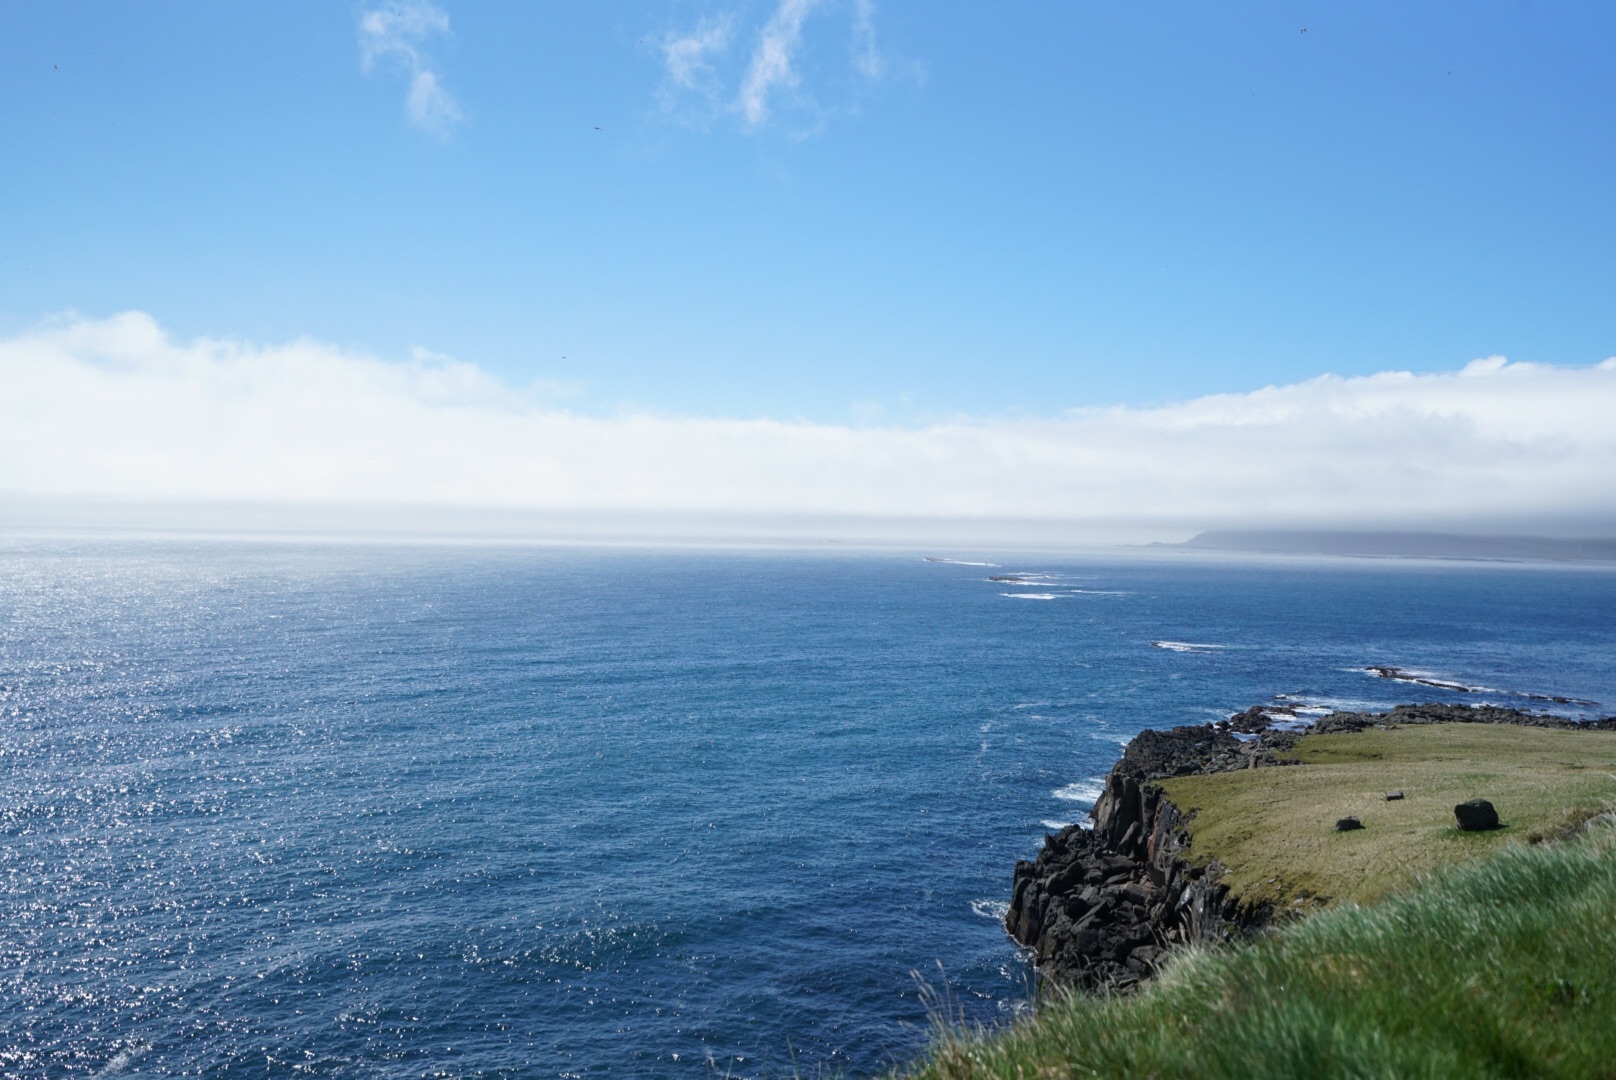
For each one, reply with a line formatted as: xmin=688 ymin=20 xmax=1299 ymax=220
xmin=1003 ymin=723 xmax=1298 ymax=990
xmin=1005 ymin=703 xmax=1616 ymax=993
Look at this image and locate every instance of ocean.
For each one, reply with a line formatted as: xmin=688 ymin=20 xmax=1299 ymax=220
xmin=2 ymin=540 xmax=1613 ymax=1077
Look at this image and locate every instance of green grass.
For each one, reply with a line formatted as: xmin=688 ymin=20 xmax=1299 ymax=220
xmin=899 ymin=816 xmax=1616 ymax=1080
xmin=1157 ymin=723 xmax=1616 ymax=909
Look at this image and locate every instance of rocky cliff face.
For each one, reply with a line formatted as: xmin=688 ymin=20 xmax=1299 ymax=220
xmin=1004 ymin=703 xmax=1616 ymax=993
xmin=1004 ymin=724 xmax=1296 ymax=991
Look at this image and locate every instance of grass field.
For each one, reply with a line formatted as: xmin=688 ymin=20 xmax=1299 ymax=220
xmin=1157 ymin=722 xmax=1616 ymax=909
xmin=900 ymin=814 xmax=1616 ymax=1080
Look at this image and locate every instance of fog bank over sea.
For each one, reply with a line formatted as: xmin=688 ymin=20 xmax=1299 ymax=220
xmin=6 ymin=495 xmax=1616 ymax=560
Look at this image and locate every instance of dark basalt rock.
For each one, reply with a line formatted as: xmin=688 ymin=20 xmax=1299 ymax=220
xmin=1335 ymin=816 xmax=1364 ymax=831
xmin=1455 ymin=798 xmax=1501 ymax=831
xmin=1313 ymin=712 xmax=1376 ymax=734
xmin=1004 ymin=721 xmax=1292 ymax=993
xmin=1319 ymin=702 xmax=1616 ymax=732
xmin=1223 ymin=705 xmax=1276 ymax=734
xmin=1385 ymin=791 xmax=1404 ymax=801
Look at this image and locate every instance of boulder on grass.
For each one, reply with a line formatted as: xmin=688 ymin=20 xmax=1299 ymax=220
xmin=1335 ymin=816 xmax=1364 ymax=832
xmin=1454 ymin=798 xmax=1500 ymax=832
xmin=1385 ymin=791 xmax=1404 ymax=801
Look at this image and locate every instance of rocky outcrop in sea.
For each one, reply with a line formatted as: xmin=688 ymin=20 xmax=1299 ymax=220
xmin=1004 ymin=702 xmax=1616 ymax=994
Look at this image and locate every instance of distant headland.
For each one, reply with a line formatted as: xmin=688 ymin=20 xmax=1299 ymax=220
xmin=1153 ymin=530 xmax=1616 ymax=563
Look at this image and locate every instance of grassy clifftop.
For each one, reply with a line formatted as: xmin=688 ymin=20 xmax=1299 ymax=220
xmin=903 ymin=814 xmax=1616 ymax=1079
xmin=898 ymin=720 xmax=1616 ymax=1079
xmin=1159 ymin=722 xmax=1616 ymax=910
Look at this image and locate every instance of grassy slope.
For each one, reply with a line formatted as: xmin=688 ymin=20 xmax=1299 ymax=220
xmin=901 ymin=818 xmax=1616 ymax=1080
xmin=1157 ymin=723 xmax=1616 ymax=910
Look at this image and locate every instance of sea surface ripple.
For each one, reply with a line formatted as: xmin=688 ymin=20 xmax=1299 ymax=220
xmin=1 ymin=541 xmax=1613 ymax=1077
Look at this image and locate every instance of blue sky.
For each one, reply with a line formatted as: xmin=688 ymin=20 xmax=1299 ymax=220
xmin=4 ymin=1 xmax=1612 ymax=424
xmin=3 ymin=3 xmax=1615 ymax=540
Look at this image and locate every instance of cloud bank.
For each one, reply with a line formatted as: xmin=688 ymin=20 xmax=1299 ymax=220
xmin=3 ymin=313 xmax=1615 ymax=537
xmin=359 ymin=1 xmax=462 ymax=134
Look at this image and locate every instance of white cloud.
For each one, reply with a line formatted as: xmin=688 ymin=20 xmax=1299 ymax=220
xmin=358 ymin=0 xmax=449 ymax=69
xmin=850 ymin=0 xmax=883 ymax=80
xmin=3 ymin=313 xmax=1616 ymax=536
xmin=739 ymin=0 xmax=825 ymax=126
xmin=663 ymin=17 xmax=735 ymax=91
xmin=406 ymin=70 xmax=461 ymax=131
xmin=359 ymin=1 xmax=462 ymax=135
xmin=660 ymin=0 xmax=890 ymax=132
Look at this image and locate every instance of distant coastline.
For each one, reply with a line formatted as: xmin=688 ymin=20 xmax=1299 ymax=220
xmin=1153 ymin=530 xmax=1616 ymax=563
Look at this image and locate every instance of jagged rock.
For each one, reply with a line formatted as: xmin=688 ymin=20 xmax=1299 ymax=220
xmin=1127 ymin=944 xmax=1161 ymax=972
xmin=1004 ymin=722 xmax=1271 ymax=993
xmin=1222 ymin=705 xmax=1272 ymax=733
xmin=1314 ymin=712 xmax=1375 ymax=734
xmin=1120 ymin=881 xmax=1152 ymax=905
xmin=1320 ymin=703 xmax=1616 ymax=732
xmin=1455 ymin=798 xmax=1501 ymax=831
xmin=1385 ymin=790 xmax=1404 ymax=801
xmin=1335 ymin=816 xmax=1364 ymax=831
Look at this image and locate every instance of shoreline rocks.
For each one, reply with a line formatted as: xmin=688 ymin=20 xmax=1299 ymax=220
xmin=1004 ymin=701 xmax=1616 ymax=995
xmin=1004 ymin=724 xmax=1300 ymax=991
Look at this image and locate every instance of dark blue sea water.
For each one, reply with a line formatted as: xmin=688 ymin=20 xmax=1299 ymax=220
xmin=2 ymin=540 xmax=1614 ymax=1078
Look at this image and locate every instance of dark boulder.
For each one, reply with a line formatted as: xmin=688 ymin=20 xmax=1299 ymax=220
xmin=1385 ymin=791 xmax=1404 ymax=801
xmin=1335 ymin=816 xmax=1364 ymax=832
xmin=1314 ymin=712 xmax=1375 ymax=734
xmin=1224 ymin=706 xmax=1273 ymax=734
xmin=1455 ymin=798 xmax=1500 ymax=831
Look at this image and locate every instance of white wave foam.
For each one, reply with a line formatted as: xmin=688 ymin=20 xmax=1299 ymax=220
xmin=1053 ymin=779 xmax=1106 ymax=803
xmin=90 ymin=1045 xmax=148 ymax=1080
xmin=1360 ymin=665 xmax=1598 ymax=707
xmin=1311 ymin=688 xmax=1411 ymax=712
xmin=970 ymin=898 xmax=1011 ymax=921
xmin=998 ymin=995 xmax=1034 ymax=1017
xmin=1002 ymin=592 xmax=1060 ymax=600
xmin=1151 ymin=640 xmax=1227 ymax=652
xmin=1040 ymin=819 xmax=1076 ymax=830
xmin=1362 ymin=665 xmax=1480 ymax=692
